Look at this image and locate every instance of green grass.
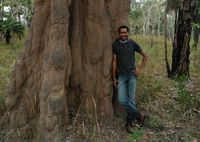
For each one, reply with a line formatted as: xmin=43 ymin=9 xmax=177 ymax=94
xmin=132 ymin=35 xmax=200 ymax=108
xmin=128 ymin=127 xmax=145 ymax=142
xmin=0 ymin=39 xmax=24 ymax=115
xmin=131 ymin=35 xmax=200 ymax=141
xmin=174 ymin=76 xmax=200 ymax=111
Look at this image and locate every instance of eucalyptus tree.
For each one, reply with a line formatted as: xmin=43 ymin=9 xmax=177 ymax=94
xmin=1 ymin=0 xmax=33 ymax=26
xmin=193 ymin=0 xmax=200 ymax=49
xmin=17 ymin=0 xmax=34 ymax=27
xmin=129 ymin=0 xmax=166 ymax=36
xmin=129 ymin=0 xmax=143 ymax=34
xmin=165 ymin=0 xmax=196 ymax=77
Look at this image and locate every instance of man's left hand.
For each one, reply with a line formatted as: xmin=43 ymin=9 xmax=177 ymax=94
xmin=132 ymin=68 xmax=142 ymax=77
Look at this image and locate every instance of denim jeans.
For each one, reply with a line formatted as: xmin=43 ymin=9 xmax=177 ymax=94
xmin=118 ymin=74 xmax=138 ymax=123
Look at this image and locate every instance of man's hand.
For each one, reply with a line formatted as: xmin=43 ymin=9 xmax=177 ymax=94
xmin=133 ymin=51 xmax=148 ymax=77
xmin=113 ymin=78 xmax=118 ymax=88
xmin=132 ymin=68 xmax=142 ymax=77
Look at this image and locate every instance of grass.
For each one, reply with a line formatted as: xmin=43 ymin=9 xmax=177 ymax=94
xmin=0 ymin=39 xmax=24 ymax=115
xmin=173 ymin=76 xmax=200 ymax=111
xmin=132 ymin=35 xmax=200 ymax=141
xmin=128 ymin=127 xmax=145 ymax=142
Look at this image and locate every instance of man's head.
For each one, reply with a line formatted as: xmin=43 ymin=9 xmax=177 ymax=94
xmin=118 ymin=25 xmax=129 ymax=41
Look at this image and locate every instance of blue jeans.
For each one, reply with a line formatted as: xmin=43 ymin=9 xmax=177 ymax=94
xmin=118 ymin=74 xmax=138 ymax=123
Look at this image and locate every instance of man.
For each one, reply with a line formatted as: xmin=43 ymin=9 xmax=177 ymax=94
xmin=112 ymin=25 xmax=148 ymax=133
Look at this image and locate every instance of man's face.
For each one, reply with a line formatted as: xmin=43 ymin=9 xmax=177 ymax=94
xmin=119 ymin=28 xmax=129 ymax=41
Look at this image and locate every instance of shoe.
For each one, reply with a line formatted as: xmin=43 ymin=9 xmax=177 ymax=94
xmin=126 ymin=122 xmax=134 ymax=133
xmin=137 ymin=112 xmax=149 ymax=126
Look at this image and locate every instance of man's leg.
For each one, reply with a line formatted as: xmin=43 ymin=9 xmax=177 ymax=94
xmin=127 ymin=75 xmax=137 ymax=111
xmin=118 ymin=75 xmax=129 ymax=109
xmin=127 ymin=75 xmax=148 ymax=126
xmin=118 ymin=75 xmax=135 ymax=133
xmin=127 ymin=75 xmax=138 ymax=122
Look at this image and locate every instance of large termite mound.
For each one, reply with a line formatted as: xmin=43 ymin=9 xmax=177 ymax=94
xmin=5 ymin=0 xmax=130 ymax=141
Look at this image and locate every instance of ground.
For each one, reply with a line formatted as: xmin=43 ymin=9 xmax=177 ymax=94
xmin=0 ymin=35 xmax=199 ymax=142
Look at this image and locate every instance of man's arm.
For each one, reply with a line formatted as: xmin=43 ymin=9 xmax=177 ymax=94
xmin=112 ymin=54 xmax=118 ymax=87
xmin=133 ymin=51 xmax=148 ymax=76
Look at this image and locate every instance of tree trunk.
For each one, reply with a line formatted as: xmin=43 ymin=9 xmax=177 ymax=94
xmin=170 ymin=0 xmax=196 ymax=77
xmin=157 ymin=13 xmax=161 ymax=36
xmin=192 ymin=26 xmax=199 ymax=49
xmin=164 ymin=11 xmax=170 ymax=75
xmin=5 ymin=0 xmax=130 ymax=141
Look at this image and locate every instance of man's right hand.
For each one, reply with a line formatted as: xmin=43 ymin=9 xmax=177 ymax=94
xmin=113 ymin=78 xmax=118 ymax=88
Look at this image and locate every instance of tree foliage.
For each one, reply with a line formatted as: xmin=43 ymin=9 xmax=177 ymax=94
xmin=0 ymin=0 xmax=34 ymax=26
xmin=0 ymin=17 xmax=25 ymax=44
xmin=0 ymin=0 xmax=33 ymax=44
xmin=129 ymin=0 xmax=167 ymax=36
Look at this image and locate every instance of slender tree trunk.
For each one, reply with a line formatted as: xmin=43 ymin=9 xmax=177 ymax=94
xmin=164 ymin=11 xmax=170 ymax=75
xmin=0 ymin=0 xmax=3 ymax=41
xmin=192 ymin=26 xmax=199 ymax=68
xmin=157 ymin=13 xmax=161 ymax=36
xmin=150 ymin=26 xmax=154 ymax=48
xmin=170 ymin=0 xmax=196 ymax=77
xmin=5 ymin=0 xmax=130 ymax=141
xmin=192 ymin=26 xmax=199 ymax=49
xmin=142 ymin=11 xmax=146 ymax=36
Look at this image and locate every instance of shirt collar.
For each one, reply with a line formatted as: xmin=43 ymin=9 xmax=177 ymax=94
xmin=118 ymin=39 xmax=129 ymax=44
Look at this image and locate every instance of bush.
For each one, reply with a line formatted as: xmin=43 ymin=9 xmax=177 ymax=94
xmin=0 ymin=17 xmax=25 ymax=44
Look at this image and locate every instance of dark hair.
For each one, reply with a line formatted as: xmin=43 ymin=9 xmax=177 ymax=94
xmin=118 ymin=25 xmax=129 ymax=33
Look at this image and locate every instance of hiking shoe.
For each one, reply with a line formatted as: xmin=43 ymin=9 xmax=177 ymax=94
xmin=126 ymin=122 xmax=134 ymax=133
xmin=138 ymin=113 xmax=149 ymax=126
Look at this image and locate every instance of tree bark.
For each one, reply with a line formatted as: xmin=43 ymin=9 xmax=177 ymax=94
xmin=170 ymin=0 xmax=196 ymax=77
xmin=5 ymin=0 xmax=130 ymax=141
xmin=164 ymin=11 xmax=170 ymax=75
xmin=192 ymin=26 xmax=199 ymax=49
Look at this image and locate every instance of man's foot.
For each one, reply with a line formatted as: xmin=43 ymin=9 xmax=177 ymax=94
xmin=126 ymin=122 xmax=134 ymax=133
xmin=137 ymin=112 xmax=149 ymax=126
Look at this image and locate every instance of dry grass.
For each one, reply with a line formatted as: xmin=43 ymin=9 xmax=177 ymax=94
xmin=133 ymin=35 xmax=200 ymax=142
